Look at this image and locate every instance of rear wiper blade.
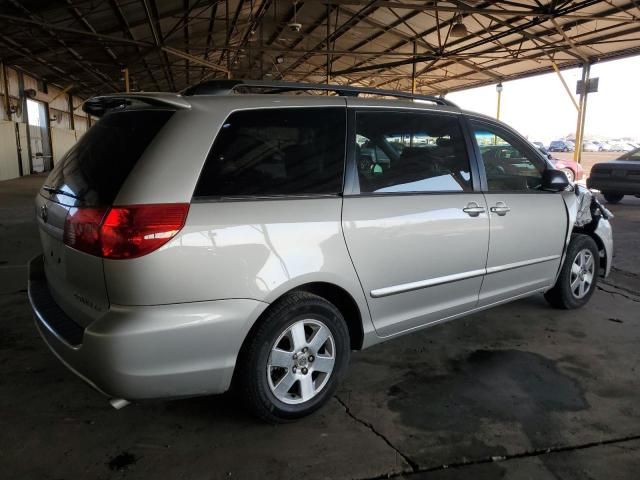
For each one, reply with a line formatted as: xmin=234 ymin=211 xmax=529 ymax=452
xmin=42 ymin=185 xmax=79 ymax=199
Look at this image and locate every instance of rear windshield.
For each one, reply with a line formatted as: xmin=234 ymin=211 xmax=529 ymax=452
xmin=194 ymin=107 xmax=346 ymax=198
xmin=42 ymin=109 xmax=174 ymax=206
xmin=620 ymin=148 xmax=640 ymax=161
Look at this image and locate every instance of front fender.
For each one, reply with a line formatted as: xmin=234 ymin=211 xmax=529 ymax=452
xmin=561 ymin=186 xmax=613 ymax=279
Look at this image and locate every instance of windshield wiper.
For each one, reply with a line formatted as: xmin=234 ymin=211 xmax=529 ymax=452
xmin=42 ymin=185 xmax=80 ymax=199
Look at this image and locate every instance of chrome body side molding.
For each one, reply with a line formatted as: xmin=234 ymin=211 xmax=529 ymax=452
xmin=370 ymin=255 xmax=561 ymax=298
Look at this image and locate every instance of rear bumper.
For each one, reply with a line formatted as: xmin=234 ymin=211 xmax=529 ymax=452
xmin=587 ymin=177 xmax=640 ymax=195
xmin=28 ymin=255 xmax=269 ymax=400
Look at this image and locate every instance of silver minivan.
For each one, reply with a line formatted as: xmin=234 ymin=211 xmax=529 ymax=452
xmin=28 ymin=80 xmax=613 ymax=422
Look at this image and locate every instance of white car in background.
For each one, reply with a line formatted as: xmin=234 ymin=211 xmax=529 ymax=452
xmin=583 ymin=142 xmax=600 ymax=152
xmin=616 ymin=143 xmax=634 ymax=152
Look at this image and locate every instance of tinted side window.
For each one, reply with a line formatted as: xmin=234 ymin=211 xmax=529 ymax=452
xmin=194 ymin=108 xmax=346 ymax=197
xmin=355 ymin=111 xmax=472 ymax=194
xmin=471 ymin=121 xmax=545 ymax=192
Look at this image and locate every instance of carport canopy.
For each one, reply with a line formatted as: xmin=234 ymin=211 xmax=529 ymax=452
xmin=1 ymin=0 xmax=640 ymax=97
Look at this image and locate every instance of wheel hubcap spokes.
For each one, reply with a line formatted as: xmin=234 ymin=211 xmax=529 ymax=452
xmin=562 ymin=169 xmax=574 ymax=183
xmin=570 ymin=248 xmax=595 ymax=299
xmin=267 ymin=319 xmax=336 ymax=404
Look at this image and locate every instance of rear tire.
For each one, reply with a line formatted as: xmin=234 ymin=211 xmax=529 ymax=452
xmin=603 ymin=192 xmax=624 ymax=204
xmin=236 ymin=292 xmax=350 ymax=423
xmin=545 ymin=234 xmax=599 ymax=310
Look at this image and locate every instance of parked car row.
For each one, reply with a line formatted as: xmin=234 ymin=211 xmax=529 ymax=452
xmin=542 ymin=139 xmax=639 ymax=153
xmin=548 ymin=140 xmax=575 ymax=152
xmin=535 ymin=145 xmax=583 ymax=183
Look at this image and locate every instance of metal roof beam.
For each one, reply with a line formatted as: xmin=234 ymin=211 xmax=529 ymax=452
xmin=161 ymin=0 xmax=217 ymax=42
xmin=335 ymin=0 xmax=607 ymax=82
xmin=296 ymin=7 xmax=422 ymax=82
xmin=63 ymin=0 xmax=119 ymax=63
xmin=309 ymin=2 xmax=502 ymax=83
xmin=278 ymin=0 xmax=380 ymax=79
xmin=306 ymin=0 xmax=640 ymax=23
xmin=4 ymin=1 xmax=118 ymax=92
xmin=243 ymin=1 xmax=309 ymax=77
xmin=218 ymin=0 xmax=246 ymax=69
xmin=424 ymin=0 xmax=631 ymax=84
xmin=330 ymin=0 xmax=601 ymax=76
xmin=199 ymin=3 xmax=219 ymax=80
xmin=184 ymin=0 xmax=190 ymax=86
xmin=141 ymin=0 xmax=176 ymax=90
xmin=0 ymin=13 xmax=151 ymax=48
xmin=107 ymin=0 xmax=160 ymax=90
xmin=414 ymin=22 xmax=640 ymax=94
xmin=229 ymin=0 xmax=273 ymax=71
xmin=0 ymin=34 xmax=94 ymax=91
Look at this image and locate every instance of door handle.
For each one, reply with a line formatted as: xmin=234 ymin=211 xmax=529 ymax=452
xmin=462 ymin=202 xmax=486 ymax=217
xmin=490 ymin=202 xmax=511 ymax=216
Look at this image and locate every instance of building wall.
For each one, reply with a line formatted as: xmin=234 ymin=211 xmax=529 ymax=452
xmin=0 ymin=64 xmax=95 ymax=181
xmin=0 ymin=121 xmax=19 ymax=180
xmin=51 ymin=127 xmax=78 ymax=164
xmin=17 ymin=122 xmax=30 ymax=177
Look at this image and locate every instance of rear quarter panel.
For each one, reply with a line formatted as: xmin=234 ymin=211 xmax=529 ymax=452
xmin=102 ymin=95 xmax=376 ymax=340
xmin=103 ymin=197 xmax=376 ymax=338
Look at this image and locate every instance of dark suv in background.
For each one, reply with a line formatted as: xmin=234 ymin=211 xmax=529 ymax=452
xmin=549 ymin=140 xmax=574 ymax=152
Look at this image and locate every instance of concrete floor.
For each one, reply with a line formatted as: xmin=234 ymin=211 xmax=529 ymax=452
xmin=1 ymin=175 xmax=639 ymax=480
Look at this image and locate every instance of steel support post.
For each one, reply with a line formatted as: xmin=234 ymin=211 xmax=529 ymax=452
xmin=573 ymin=63 xmax=591 ymax=164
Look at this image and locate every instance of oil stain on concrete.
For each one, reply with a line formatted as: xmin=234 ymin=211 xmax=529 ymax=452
xmin=387 ymin=349 xmax=588 ymax=464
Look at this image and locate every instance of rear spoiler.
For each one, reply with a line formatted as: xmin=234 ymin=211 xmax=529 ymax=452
xmin=83 ymin=93 xmax=191 ymax=117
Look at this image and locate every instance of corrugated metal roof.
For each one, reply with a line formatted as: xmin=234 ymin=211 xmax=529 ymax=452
xmin=1 ymin=0 xmax=639 ymax=97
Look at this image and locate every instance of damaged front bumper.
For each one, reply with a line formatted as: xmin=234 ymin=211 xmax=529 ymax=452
xmin=570 ymin=184 xmax=613 ymax=278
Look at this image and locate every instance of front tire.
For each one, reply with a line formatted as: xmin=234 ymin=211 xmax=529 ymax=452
xmin=236 ymin=292 xmax=350 ymax=423
xmin=560 ymin=168 xmax=575 ymax=183
xmin=603 ymin=192 xmax=624 ymax=204
xmin=545 ymin=234 xmax=599 ymax=309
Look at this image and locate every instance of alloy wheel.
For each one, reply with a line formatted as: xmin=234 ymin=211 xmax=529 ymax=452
xmin=267 ymin=319 xmax=336 ymax=405
xmin=570 ymin=248 xmax=595 ymax=299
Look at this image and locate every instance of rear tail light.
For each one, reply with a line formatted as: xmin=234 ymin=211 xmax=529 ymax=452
xmin=63 ymin=207 xmax=108 ymax=257
xmin=63 ymin=204 xmax=189 ymax=259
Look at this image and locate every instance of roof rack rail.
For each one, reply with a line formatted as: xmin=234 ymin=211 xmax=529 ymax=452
xmin=182 ymin=79 xmax=458 ymax=107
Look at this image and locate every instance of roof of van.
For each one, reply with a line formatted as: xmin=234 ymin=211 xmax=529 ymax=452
xmin=82 ymin=81 xmax=507 ymax=126
xmin=83 ymin=80 xmax=465 ymax=117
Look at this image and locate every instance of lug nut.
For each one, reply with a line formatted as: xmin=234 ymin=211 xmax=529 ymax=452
xmin=292 ymin=366 xmax=297 ymax=373
xmin=308 ymin=355 xmax=315 ymax=362
xmin=293 ymin=353 xmax=298 ymax=359
xmin=302 ymin=347 xmax=308 ymax=353
xmin=301 ymin=367 xmax=308 ymax=375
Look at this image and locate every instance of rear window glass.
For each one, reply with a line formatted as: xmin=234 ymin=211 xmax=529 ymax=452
xmin=620 ymin=148 xmax=640 ymax=161
xmin=42 ymin=110 xmax=174 ymax=206
xmin=194 ymin=108 xmax=346 ymax=198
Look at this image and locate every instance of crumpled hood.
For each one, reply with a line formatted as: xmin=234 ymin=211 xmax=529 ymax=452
xmin=571 ymin=184 xmax=613 ymax=228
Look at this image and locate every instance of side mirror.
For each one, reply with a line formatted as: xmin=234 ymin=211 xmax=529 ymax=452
xmin=542 ymin=168 xmax=570 ymax=192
